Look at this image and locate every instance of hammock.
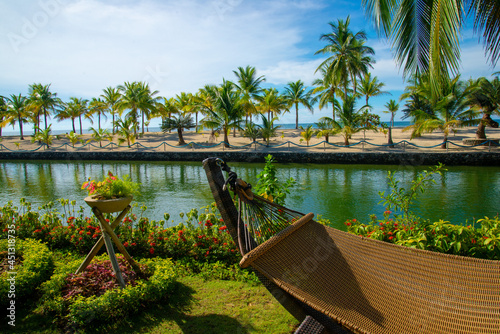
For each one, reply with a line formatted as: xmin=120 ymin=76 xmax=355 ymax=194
xmin=203 ymin=158 xmax=500 ymax=334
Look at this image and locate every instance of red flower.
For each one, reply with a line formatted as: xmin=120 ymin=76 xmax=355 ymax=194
xmin=86 ymin=231 xmax=91 ymax=235
xmin=345 ymin=222 xmax=352 ymax=226
xmin=388 ymin=236 xmax=394 ymax=240
xmin=149 ymin=247 xmax=154 ymax=254
xmin=124 ymin=241 xmax=129 ymax=247
xmin=131 ymin=242 xmax=136 ymax=246
xmin=79 ymin=230 xmax=83 ymax=235
xmin=219 ymin=226 xmax=227 ymax=231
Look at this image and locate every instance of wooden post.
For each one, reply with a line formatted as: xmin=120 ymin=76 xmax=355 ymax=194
xmin=75 ymin=206 xmax=130 ymax=274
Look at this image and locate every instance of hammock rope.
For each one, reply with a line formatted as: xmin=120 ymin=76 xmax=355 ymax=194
xmin=217 ymin=158 xmax=305 ymax=255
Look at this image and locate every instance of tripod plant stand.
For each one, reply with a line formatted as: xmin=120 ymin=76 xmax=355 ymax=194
xmin=76 ymin=197 xmax=143 ymax=288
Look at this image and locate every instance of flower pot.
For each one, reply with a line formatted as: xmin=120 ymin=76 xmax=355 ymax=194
xmin=84 ymin=196 xmax=133 ymax=213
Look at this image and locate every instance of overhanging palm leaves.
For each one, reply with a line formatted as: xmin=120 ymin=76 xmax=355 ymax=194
xmin=363 ymin=0 xmax=500 ymax=96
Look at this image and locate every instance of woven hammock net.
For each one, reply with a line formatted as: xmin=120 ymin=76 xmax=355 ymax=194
xmin=217 ymin=159 xmax=500 ymax=334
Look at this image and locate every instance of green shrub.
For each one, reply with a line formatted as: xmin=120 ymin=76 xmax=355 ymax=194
xmin=345 ymin=212 xmax=500 ymax=260
xmin=0 ymin=238 xmax=54 ymax=306
xmin=38 ymin=254 xmax=177 ymax=330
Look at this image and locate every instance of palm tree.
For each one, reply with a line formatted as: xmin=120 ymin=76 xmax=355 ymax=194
xmin=312 ymin=67 xmax=343 ymax=121
xmin=257 ymin=88 xmax=288 ymax=122
xmin=284 ymin=80 xmax=314 ymax=129
xmin=335 ymin=95 xmax=365 ymax=145
xmin=466 ymin=76 xmax=500 ymax=140
xmin=2 ymin=94 xmax=29 ymax=139
xmin=88 ymin=127 xmax=112 ymax=148
xmin=66 ymin=131 xmax=81 ymax=148
xmin=383 ymin=99 xmax=399 ymax=145
xmin=199 ymin=80 xmax=244 ymax=147
xmin=58 ymin=98 xmax=88 ymax=135
xmin=403 ymin=75 xmax=471 ymax=148
xmin=31 ymin=124 xmax=53 ymax=148
xmin=28 ymin=83 xmax=60 ymax=132
xmin=161 ymin=113 xmax=196 ymax=145
xmin=242 ymin=121 xmax=261 ymax=142
xmin=363 ymin=0 xmax=500 ymax=96
xmin=315 ymin=117 xmax=340 ymax=143
xmin=358 ymin=73 xmax=390 ymax=106
xmin=101 ymin=87 xmax=122 ymax=134
xmin=315 ymin=17 xmax=375 ymax=99
xmin=259 ymin=114 xmax=280 ymax=146
xmin=117 ymin=81 xmax=159 ymax=137
xmin=299 ymin=125 xmax=315 ymax=146
xmin=88 ymin=97 xmax=108 ymax=131
xmin=233 ymin=65 xmax=265 ymax=123
xmin=115 ymin=117 xmax=137 ymax=148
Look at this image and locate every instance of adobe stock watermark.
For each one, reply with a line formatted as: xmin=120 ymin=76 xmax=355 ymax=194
xmin=7 ymin=0 xmax=66 ymax=54
xmin=5 ymin=219 xmax=17 ymax=327
xmin=212 ymin=0 xmax=243 ymax=21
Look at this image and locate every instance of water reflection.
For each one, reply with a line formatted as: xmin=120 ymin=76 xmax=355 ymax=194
xmin=0 ymin=161 xmax=498 ymax=230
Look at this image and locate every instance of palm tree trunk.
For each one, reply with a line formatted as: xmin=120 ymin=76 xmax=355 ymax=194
xmin=476 ymin=113 xmax=499 ymax=139
xmin=112 ymin=113 xmax=115 ymax=134
xmin=295 ymin=104 xmax=299 ymax=129
xmin=177 ymin=127 xmax=186 ymax=145
xmin=441 ymin=134 xmax=448 ymax=149
xmin=44 ymin=108 xmax=48 ymax=130
xmin=141 ymin=111 xmax=145 ymax=134
xmin=388 ymin=127 xmax=394 ymax=147
xmin=79 ymin=115 xmax=83 ymax=135
xmin=98 ymin=113 xmax=101 ymax=131
xmin=223 ymin=126 xmax=229 ymax=148
xmin=71 ymin=118 xmax=76 ymax=133
xmin=18 ymin=116 xmax=24 ymax=140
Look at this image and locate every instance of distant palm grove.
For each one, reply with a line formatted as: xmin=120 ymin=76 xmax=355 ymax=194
xmin=2 ymin=2 xmax=500 ymax=149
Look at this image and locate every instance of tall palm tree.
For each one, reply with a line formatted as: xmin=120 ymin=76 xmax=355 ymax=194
xmin=101 ymin=87 xmax=122 ymax=134
xmin=315 ymin=16 xmax=375 ymax=99
xmin=199 ymin=80 xmax=244 ymax=147
xmin=3 ymin=94 xmax=29 ymax=139
xmin=233 ymin=65 xmax=265 ymax=123
xmin=363 ymin=0 xmax=500 ymax=96
xmin=88 ymin=97 xmax=108 ymax=131
xmin=117 ymin=81 xmax=159 ymax=136
xmin=58 ymin=98 xmax=88 ymax=135
xmin=284 ymin=80 xmax=314 ymax=129
xmin=383 ymin=99 xmax=399 ymax=145
xmin=115 ymin=117 xmax=136 ymax=148
xmin=28 ymin=83 xmax=60 ymax=132
xmin=358 ymin=73 xmax=390 ymax=106
xmin=312 ymin=67 xmax=343 ymax=121
xmin=257 ymin=88 xmax=288 ymax=123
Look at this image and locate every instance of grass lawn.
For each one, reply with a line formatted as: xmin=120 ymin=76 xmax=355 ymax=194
xmin=1 ymin=275 xmax=299 ymax=334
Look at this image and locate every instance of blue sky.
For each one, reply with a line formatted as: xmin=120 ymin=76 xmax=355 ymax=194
xmin=1 ymin=0 xmax=499 ymax=132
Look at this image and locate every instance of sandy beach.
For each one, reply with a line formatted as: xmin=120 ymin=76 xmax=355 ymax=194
xmin=1 ymin=126 xmax=500 ymax=153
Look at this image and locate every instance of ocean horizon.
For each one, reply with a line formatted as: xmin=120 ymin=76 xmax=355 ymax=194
xmin=2 ymin=120 xmax=497 ymax=137
xmin=0 ymin=121 xmax=415 ymax=137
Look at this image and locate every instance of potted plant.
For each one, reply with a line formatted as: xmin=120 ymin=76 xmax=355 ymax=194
xmin=82 ymin=171 xmax=140 ymax=213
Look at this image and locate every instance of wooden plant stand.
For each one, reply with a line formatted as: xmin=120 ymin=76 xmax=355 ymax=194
xmin=75 ymin=205 xmax=142 ymax=288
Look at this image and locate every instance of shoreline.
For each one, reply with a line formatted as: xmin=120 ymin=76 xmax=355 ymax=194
xmin=1 ymin=127 xmax=499 ymax=165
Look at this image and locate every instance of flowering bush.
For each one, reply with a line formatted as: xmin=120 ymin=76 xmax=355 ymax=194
xmin=82 ymin=171 xmax=139 ymax=199
xmin=0 ymin=199 xmax=240 ymax=266
xmin=38 ymin=254 xmax=176 ymax=330
xmin=345 ymin=211 xmax=500 ymax=260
